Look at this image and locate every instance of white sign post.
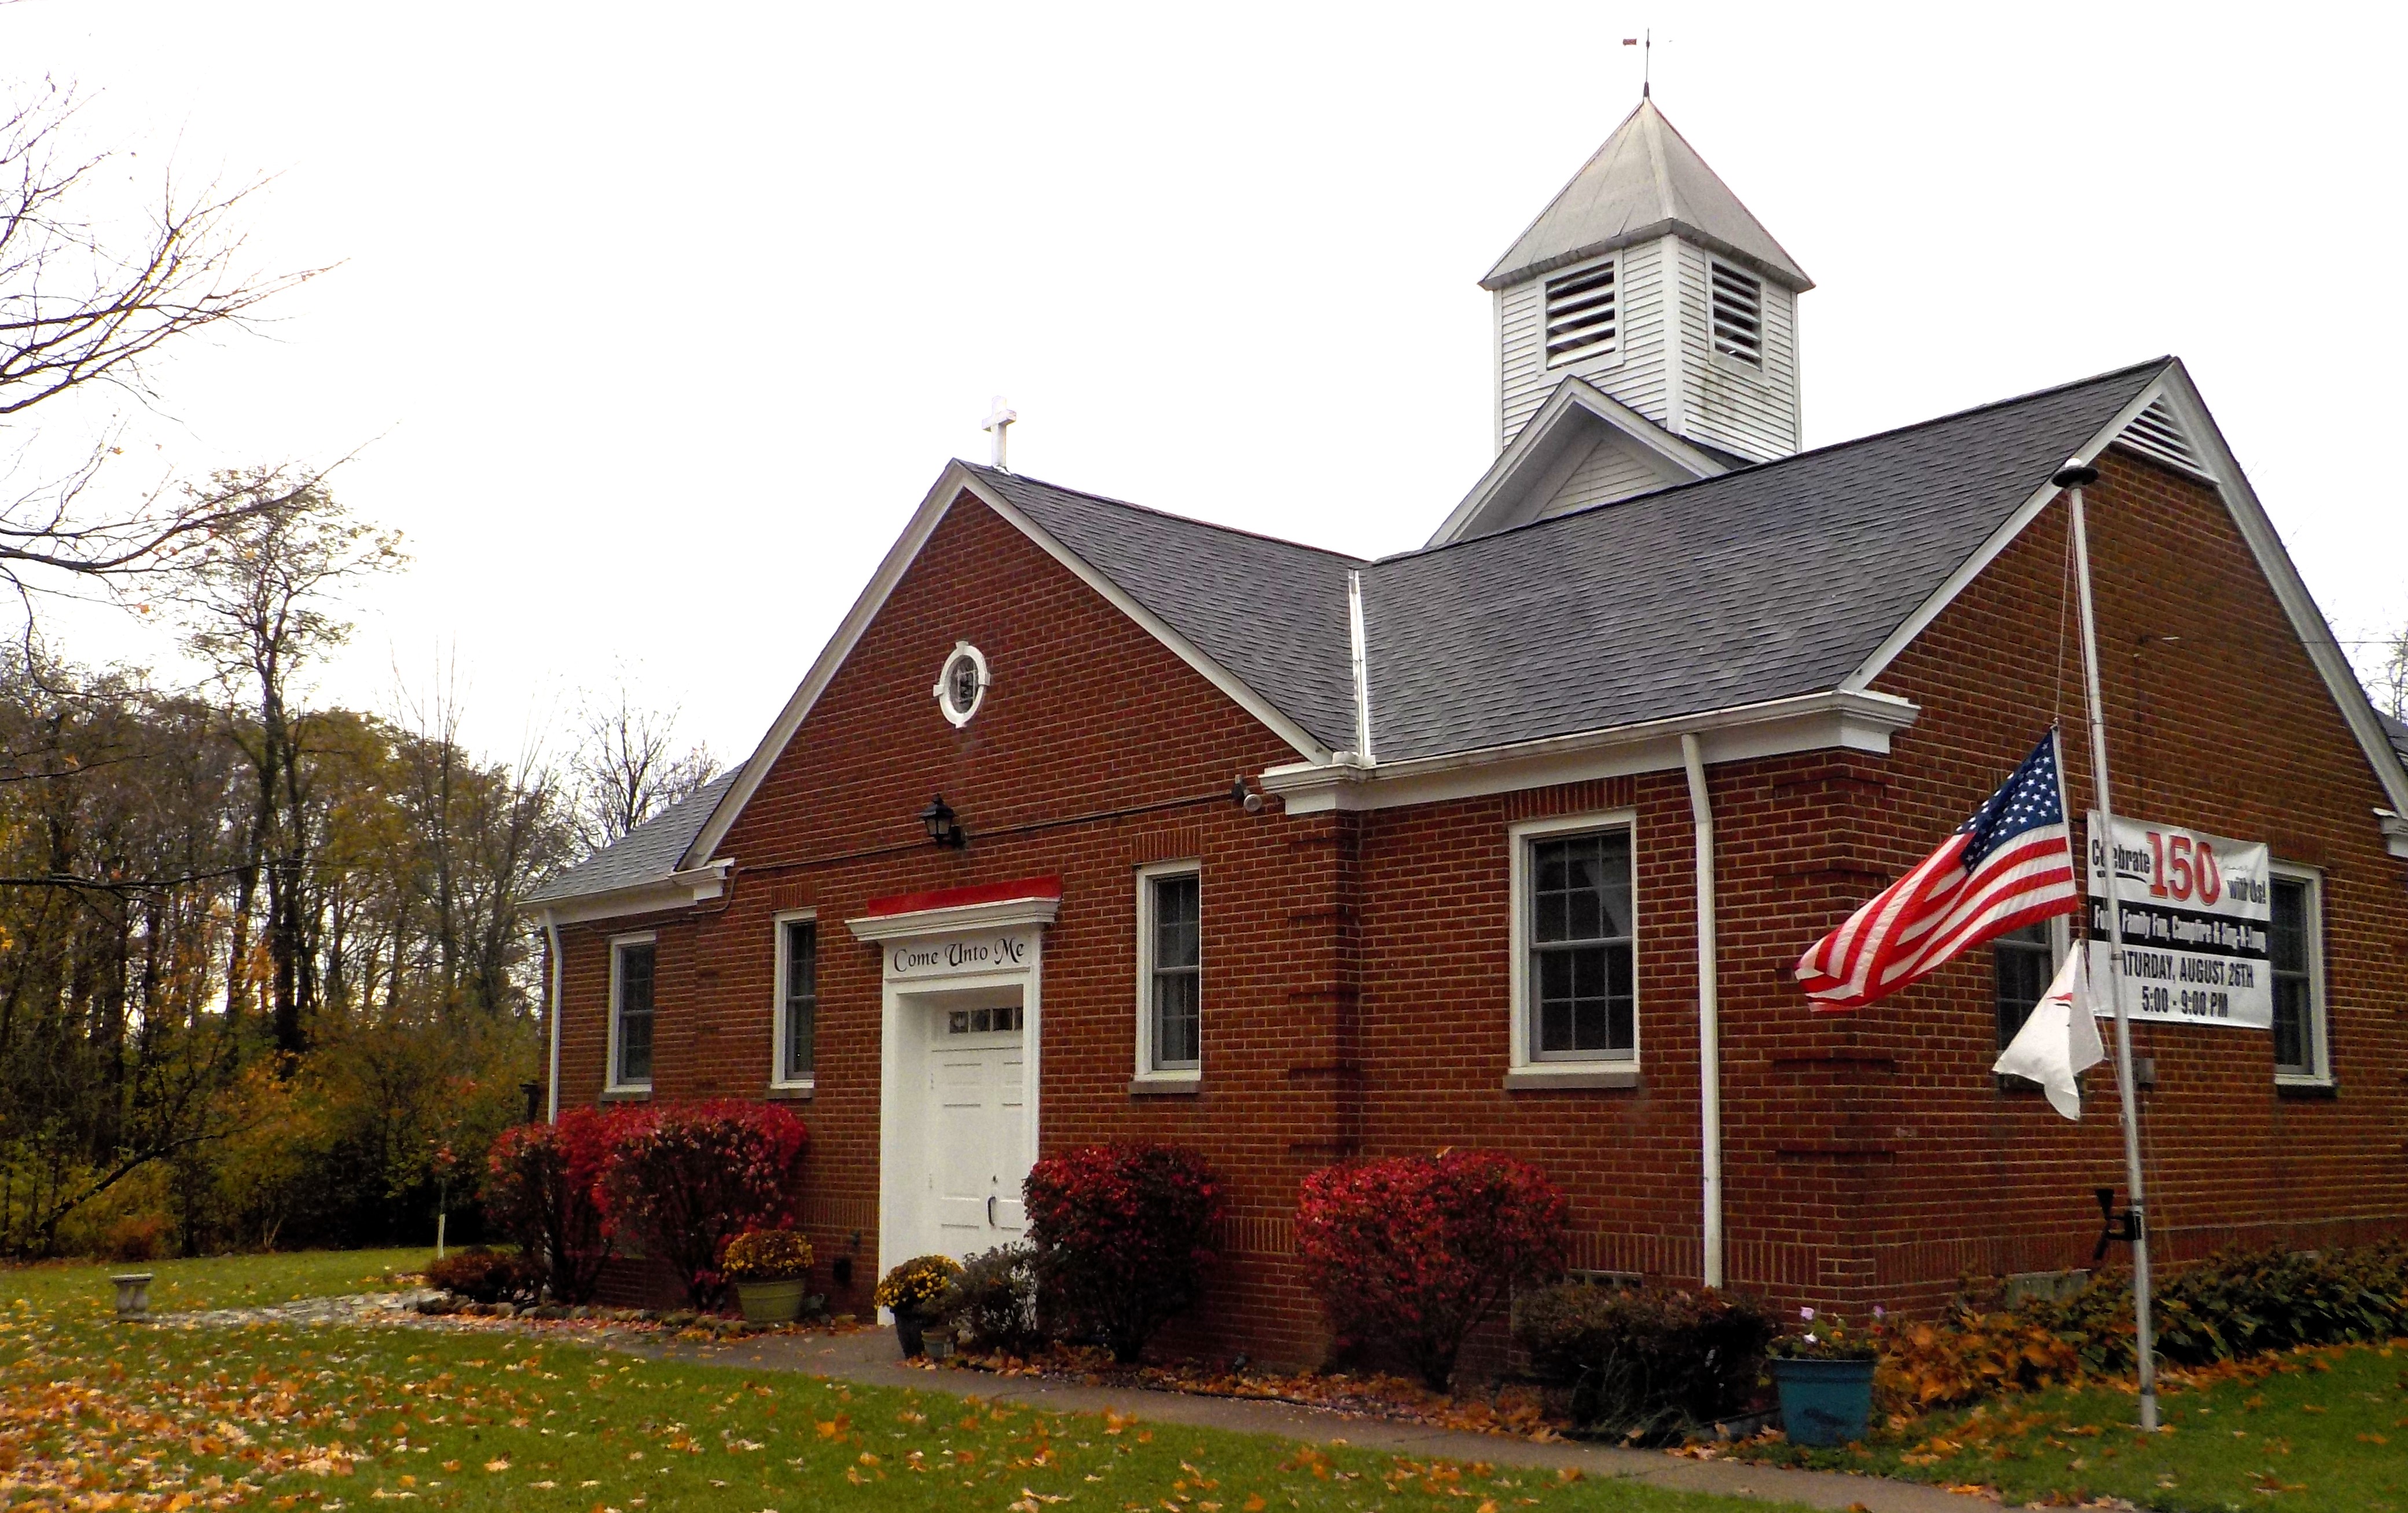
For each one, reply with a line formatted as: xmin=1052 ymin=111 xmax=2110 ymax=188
xmin=2084 ymin=812 xmax=2271 ymax=1030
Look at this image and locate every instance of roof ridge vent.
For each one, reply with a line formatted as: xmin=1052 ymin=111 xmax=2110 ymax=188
xmin=2111 ymin=397 xmax=2211 ymax=480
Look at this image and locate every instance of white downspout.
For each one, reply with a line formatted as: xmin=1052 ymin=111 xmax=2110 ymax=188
xmin=543 ymin=910 xmax=563 ymax=1123
xmin=1680 ymin=732 xmax=1723 ymax=1289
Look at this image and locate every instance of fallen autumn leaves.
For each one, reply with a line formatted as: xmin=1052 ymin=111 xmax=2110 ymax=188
xmin=1 ymin=1262 xmax=1785 ymax=1513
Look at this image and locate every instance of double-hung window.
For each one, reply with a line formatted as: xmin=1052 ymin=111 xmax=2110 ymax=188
xmin=2269 ymin=869 xmax=2328 ymax=1083
xmin=774 ymin=914 xmax=817 ymax=1090
xmin=1510 ymin=817 xmax=1637 ymax=1071
xmin=1136 ymin=863 xmax=1201 ymax=1079
xmin=1994 ymin=920 xmax=2061 ymax=1050
xmin=610 ymin=935 xmax=656 ymax=1091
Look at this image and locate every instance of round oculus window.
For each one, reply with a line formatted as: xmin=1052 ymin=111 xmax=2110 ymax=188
xmin=934 ymin=642 xmax=989 ymax=727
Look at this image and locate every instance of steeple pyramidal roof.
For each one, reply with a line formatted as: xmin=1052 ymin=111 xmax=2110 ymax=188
xmin=1481 ymin=96 xmax=1811 ymax=293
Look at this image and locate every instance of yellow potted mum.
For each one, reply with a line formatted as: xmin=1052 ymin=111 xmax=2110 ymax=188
xmin=722 ymin=1229 xmax=814 ymax=1324
xmin=874 ymin=1254 xmax=961 ymax=1357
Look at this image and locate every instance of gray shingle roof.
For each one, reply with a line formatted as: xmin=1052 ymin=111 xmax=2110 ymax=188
xmin=970 ymin=466 xmax=1365 ymax=751
xmin=524 ymin=770 xmax=739 ymax=906
xmin=542 ymin=360 xmax=2170 ymax=906
xmin=1483 ymin=98 xmax=1812 ymax=292
xmin=2381 ymin=712 xmax=2408 ymax=765
xmin=1360 ymin=362 xmax=2167 ymax=761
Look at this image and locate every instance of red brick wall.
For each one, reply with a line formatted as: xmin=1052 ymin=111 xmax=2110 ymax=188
xmin=550 ymin=456 xmax=2408 ymax=1359
xmin=1337 ymin=451 xmax=2405 ymax=1324
xmin=555 ymin=489 xmax=1314 ymax=1328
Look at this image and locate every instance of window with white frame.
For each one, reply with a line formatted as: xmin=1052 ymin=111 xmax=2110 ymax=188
xmin=1513 ymin=820 xmax=1636 ymax=1063
xmin=1994 ymin=918 xmax=2066 ymax=1051
xmin=2269 ymin=868 xmax=2326 ymax=1082
xmin=1136 ymin=863 xmax=1201 ymax=1076
xmin=774 ymin=915 xmax=817 ymax=1087
xmin=610 ymin=936 xmax=657 ymax=1089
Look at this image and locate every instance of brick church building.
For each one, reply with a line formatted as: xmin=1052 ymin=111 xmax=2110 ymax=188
xmin=528 ymin=97 xmax=2408 ymax=1357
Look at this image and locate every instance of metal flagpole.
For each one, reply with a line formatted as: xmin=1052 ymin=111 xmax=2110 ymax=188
xmin=2054 ymin=460 xmax=2159 ymax=1431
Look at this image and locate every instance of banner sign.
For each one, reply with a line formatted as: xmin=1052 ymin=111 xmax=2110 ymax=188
xmin=2084 ymin=812 xmax=2271 ymax=1030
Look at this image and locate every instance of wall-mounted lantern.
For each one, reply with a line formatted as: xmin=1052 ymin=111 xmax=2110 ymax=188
xmin=920 ymin=794 xmax=967 ymax=849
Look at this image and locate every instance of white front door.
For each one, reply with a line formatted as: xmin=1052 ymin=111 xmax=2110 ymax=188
xmin=926 ymin=990 xmax=1030 ymax=1259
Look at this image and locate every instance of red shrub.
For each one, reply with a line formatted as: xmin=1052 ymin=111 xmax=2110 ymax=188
xmin=1295 ymin=1150 xmax=1569 ymax=1391
xmin=1023 ymin=1142 xmax=1223 ymax=1363
xmin=484 ymin=1108 xmax=619 ymax=1304
xmin=596 ymin=1100 xmax=809 ymax=1309
xmin=424 ymin=1246 xmax=543 ymax=1305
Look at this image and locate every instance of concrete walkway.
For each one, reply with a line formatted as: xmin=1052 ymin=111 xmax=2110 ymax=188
xmin=632 ymin=1327 xmax=1995 ymax=1513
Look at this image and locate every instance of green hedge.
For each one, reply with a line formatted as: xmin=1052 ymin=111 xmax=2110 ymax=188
xmin=2031 ymin=1239 xmax=2408 ymax=1372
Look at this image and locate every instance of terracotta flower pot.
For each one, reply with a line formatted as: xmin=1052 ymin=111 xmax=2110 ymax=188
xmin=735 ymin=1277 xmax=807 ymax=1325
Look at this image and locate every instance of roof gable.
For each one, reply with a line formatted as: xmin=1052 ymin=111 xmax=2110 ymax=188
xmin=1361 ymin=362 xmax=2169 ymax=763
xmin=1426 ymin=376 xmax=1730 ymax=546
xmin=968 ymin=467 xmax=1362 ymax=749
xmin=669 ymin=463 xmax=1360 ymax=878
xmin=1483 ymin=98 xmax=1811 ymax=293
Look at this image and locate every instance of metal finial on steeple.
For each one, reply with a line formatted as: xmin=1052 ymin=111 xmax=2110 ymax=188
xmin=1624 ymin=29 xmax=1651 ymax=96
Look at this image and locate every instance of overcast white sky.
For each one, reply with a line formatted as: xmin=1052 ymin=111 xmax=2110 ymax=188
xmin=6 ymin=0 xmax=2402 ymax=768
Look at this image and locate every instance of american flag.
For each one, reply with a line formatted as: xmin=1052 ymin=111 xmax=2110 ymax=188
xmin=1796 ymin=728 xmax=2082 ymax=1012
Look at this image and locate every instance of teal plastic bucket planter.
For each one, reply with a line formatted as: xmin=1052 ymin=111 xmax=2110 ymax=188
xmin=1768 ymin=1357 xmax=1875 ymax=1446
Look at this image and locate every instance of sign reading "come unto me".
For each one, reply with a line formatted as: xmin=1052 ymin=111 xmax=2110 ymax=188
xmin=884 ymin=929 xmax=1037 ymax=981
xmin=2085 ymin=812 xmax=2272 ymax=1030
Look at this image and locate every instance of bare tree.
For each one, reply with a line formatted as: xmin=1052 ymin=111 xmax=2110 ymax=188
xmin=175 ymin=471 xmax=404 ymax=1054
xmin=0 ymin=80 xmax=326 ymax=598
xmin=2367 ymin=623 xmax=2408 ymax=725
xmin=567 ymin=688 xmax=718 ymax=855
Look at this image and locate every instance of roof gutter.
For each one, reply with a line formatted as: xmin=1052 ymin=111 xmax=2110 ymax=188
xmin=520 ymin=858 xmax=732 ymax=925
xmin=1260 ymin=688 xmax=1918 ymax=814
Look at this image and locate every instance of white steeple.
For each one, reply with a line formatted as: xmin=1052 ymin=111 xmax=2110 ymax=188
xmin=1486 ymin=97 xmax=1811 ymax=463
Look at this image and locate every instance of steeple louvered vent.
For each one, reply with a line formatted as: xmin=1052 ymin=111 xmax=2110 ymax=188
xmin=1544 ymin=262 xmax=1618 ymax=366
xmin=2113 ymin=398 xmax=2211 ymax=479
xmin=1710 ymin=262 xmax=1762 ymax=365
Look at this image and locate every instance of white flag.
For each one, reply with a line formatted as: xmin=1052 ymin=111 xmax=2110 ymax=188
xmin=1992 ymin=950 xmax=2108 ymax=1119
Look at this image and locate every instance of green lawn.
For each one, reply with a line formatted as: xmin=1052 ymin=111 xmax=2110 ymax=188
xmin=1 ymin=1251 xmax=1806 ymax=1512
xmin=1738 ymin=1341 xmax=2408 ymax=1511
xmin=0 ymin=1247 xmax=429 ymax=1314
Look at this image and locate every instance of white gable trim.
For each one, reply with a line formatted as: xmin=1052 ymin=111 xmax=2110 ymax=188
xmin=678 ymin=463 xmax=1333 ymax=871
xmin=2149 ymin=362 xmax=2408 ymax=825
xmin=677 ymin=462 xmax=977 ymax=871
xmin=1840 ymin=372 xmax=2168 ymax=695
xmin=1841 ymin=360 xmax=2408 ymax=831
xmin=1427 ymin=376 xmax=1727 ymax=548
xmin=968 ymin=478 xmax=1336 ymax=767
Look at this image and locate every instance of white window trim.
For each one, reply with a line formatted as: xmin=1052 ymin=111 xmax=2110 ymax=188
xmin=771 ymin=909 xmax=818 ymax=1093
xmin=933 ymin=640 xmax=990 ymax=728
xmin=606 ymin=931 xmax=658 ymax=1094
xmin=2269 ymin=862 xmax=2331 ymax=1087
xmin=1133 ymin=859 xmax=1203 ymax=1085
xmin=1540 ymin=254 xmax=1623 ymax=371
xmin=1508 ymin=810 xmax=1640 ymax=1079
